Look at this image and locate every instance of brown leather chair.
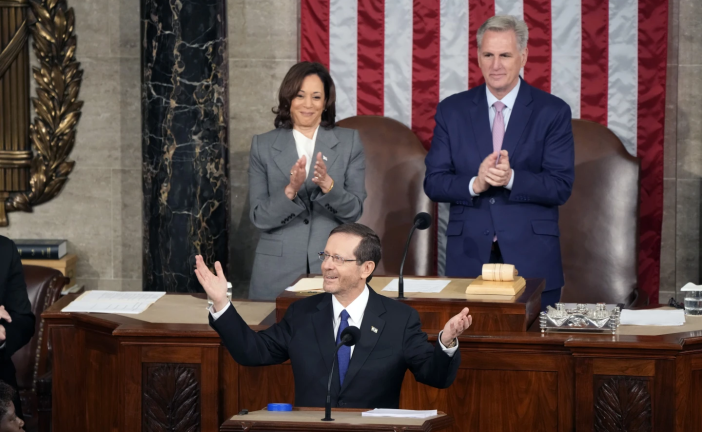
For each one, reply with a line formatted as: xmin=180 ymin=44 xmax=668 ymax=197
xmin=337 ymin=116 xmax=436 ymax=276
xmin=11 ymin=265 xmax=68 ymax=431
xmin=559 ymin=120 xmax=646 ymax=307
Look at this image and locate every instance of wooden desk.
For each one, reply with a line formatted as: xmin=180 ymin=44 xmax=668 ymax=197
xmin=220 ymin=408 xmax=453 ymax=431
xmin=277 ymin=275 xmax=544 ymax=332
xmin=43 ymin=289 xmax=702 ymax=432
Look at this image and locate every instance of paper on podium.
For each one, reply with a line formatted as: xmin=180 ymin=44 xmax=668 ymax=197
xmin=620 ymin=309 xmax=686 ymax=326
xmin=62 ymin=290 xmax=166 ymax=314
xmin=285 ymin=277 xmax=324 ymax=292
xmin=381 ymin=278 xmax=450 ymax=293
xmin=362 ymin=409 xmax=438 ymax=419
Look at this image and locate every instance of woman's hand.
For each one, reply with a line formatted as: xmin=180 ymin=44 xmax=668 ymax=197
xmin=285 ymin=156 xmax=307 ymax=200
xmin=312 ymin=152 xmax=334 ymax=194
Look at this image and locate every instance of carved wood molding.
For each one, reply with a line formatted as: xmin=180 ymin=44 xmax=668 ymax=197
xmin=142 ymin=363 xmax=201 ymax=432
xmin=594 ymin=376 xmax=652 ymax=432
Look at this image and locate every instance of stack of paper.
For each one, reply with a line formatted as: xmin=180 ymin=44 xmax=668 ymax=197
xmin=620 ymin=309 xmax=686 ymax=326
xmin=381 ymin=278 xmax=450 ymax=293
xmin=362 ymin=409 xmax=438 ymax=419
xmin=62 ymin=291 xmax=166 ymax=314
xmin=285 ymin=277 xmax=325 ymax=292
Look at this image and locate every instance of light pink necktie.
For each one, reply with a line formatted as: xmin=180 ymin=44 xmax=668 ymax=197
xmin=492 ymin=101 xmax=506 ymax=243
xmin=492 ymin=101 xmax=506 ymax=155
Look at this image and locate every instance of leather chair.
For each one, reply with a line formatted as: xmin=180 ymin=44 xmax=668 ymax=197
xmin=11 ymin=265 xmax=68 ymax=431
xmin=337 ymin=116 xmax=436 ymax=276
xmin=559 ymin=119 xmax=647 ymax=307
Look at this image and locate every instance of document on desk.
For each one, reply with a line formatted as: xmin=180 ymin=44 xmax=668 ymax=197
xmin=362 ymin=409 xmax=438 ymax=418
xmin=62 ymin=291 xmax=166 ymax=314
xmin=285 ymin=277 xmax=324 ymax=292
xmin=620 ymin=309 xmax=686 ymax=326
xmin=381 ymin=278 xmax=450 ymax=293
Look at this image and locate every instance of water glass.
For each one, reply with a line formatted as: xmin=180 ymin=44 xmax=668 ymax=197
xmin=684 ymin=291 xmax=702 ymax=316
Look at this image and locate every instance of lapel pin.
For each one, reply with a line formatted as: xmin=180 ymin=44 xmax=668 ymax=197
xmin=371 ymin=326 xmax=378 ymax=333
xmin=323 ymin=155 xmax=328 ymax=161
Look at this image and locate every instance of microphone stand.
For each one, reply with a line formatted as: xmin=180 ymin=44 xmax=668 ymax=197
xmin=322 ymin=342 xmax=346 ymax=421
xmin=398 ymin=224 xmax=418 ymax=300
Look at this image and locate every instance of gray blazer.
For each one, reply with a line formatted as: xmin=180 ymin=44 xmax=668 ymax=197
xmin=248 ymin=126 xmax=367 ymax=299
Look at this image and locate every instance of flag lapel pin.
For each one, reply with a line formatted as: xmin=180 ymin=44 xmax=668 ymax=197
xmin=371 ymin=326 xmax=378 ymax=333
xmin=323 ymin=155 xmax=328 ymax=161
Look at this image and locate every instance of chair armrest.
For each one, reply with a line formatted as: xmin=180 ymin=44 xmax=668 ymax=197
xmin=36 ymin=370 xmax=52 ymax=412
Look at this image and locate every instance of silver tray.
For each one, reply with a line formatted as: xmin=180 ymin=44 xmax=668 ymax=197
xmin=540 ymin=303 xmax=620 ymax=334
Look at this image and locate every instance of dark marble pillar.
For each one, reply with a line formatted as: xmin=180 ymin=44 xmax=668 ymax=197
xmin=141 ymin=0 xmax=229 ymax=292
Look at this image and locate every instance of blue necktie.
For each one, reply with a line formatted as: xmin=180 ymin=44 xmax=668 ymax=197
xmin=336 ymin=309 xmax=350 ymax=386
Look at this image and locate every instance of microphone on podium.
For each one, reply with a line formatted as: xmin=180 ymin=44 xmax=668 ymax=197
xmin=322 ymin=326 xmax=361 ymax=422
xmin=398 ymin=212 xmax=432 ymax=299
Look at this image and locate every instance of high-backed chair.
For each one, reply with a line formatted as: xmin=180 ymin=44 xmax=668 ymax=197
xmin=337 ymin=116 xmax=436 ymax=276
xmin=11 ymin=265 xmax=68 ymax=431
xmin=559 ymin=120 xmax=646 ymax=307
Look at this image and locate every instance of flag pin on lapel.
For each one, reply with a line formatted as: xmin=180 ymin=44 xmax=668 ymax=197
xmin=323 ymin=155 xmax=328 ymax=161
xmin=371 ymin=326 xmax=378 ymax=333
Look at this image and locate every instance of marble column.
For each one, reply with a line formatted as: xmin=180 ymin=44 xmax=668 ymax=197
xmin=141 ymin=0 xmax=229 ymax=292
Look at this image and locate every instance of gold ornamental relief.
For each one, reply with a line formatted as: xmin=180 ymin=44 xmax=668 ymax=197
xmin=0 ymin=0 xmax=82 ymax=226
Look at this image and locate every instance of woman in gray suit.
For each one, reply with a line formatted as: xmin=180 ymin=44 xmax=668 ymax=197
xmin=247 ymin=62 xmax=367 ymax=299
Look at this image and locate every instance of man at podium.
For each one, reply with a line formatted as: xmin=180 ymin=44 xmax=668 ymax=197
xmin=195 ymin=223 xmax=472 ymax=409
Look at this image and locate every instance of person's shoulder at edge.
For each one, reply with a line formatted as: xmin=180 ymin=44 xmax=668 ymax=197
xmin=252 ymin=127 xmax=291 ymax=147
xmin=0 ymin=234 xmax=13 ymax=252
xmin=526 ymin=81 xmax=571 ymax=111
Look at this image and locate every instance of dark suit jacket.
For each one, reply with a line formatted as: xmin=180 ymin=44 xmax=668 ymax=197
xmin=0 ymin=236 xmax=36 ymax=390
xmin=210 ymin=287 xmax=460 ymax=409
xmin=424 ymin=79 xmax=575 ymax=292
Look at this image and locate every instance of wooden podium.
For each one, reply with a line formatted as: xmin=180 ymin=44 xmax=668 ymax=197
xmin=41 ymin=278 xmax=702 ymax=432
xmin=220 ymin=408 xmax=452 ymax=431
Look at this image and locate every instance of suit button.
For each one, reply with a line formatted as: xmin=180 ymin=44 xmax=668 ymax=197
xmin=484 ymin=230 xmax=490 ymax=236
xmin=304 ymin=219 xmax=309 ymax=224
xmin=338 ymin=400 xmax=345 ymax=407
xmin=281 ymin=220 xmax=285 ymax=224
xmin=489 ymin=198 xmax=495 ymax=204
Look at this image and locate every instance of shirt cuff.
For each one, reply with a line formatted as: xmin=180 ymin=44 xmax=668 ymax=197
xmin=209 ymin=302 xmax=231 ymax=321
xmin=469 ymin=176 xmax=480 ymax=197
xmin=437 ymin=331 xmax=458 ymax=357
xmin=505 ymin=169 xmax=515 ymax=190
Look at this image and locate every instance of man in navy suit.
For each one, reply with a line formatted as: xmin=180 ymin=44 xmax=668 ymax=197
xmin=195 ymin=223 xmax=472 ymax=409
xmin=424 ymin=15 xmax=575 ymax=310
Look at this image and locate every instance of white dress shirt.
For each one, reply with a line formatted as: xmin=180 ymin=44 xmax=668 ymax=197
xmin=468 ymin=80 xmax=520 ymax=196
xmin=292 ymin=126 xmax=319 ymax=177
xmin=210 ymin=285 xmax=458 ymax=357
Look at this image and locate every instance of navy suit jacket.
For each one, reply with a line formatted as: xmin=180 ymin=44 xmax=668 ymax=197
xmin=209 ymin=287 xmax=460 ymax=409
xmin=424 ymin=79 xmax=575 ymax=291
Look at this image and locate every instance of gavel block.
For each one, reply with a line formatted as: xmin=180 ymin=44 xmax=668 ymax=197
xmin=466 ymin=264 xmax=526 ymax=296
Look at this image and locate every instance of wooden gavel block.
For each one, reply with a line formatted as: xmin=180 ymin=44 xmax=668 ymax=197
xmin=482 ymin=264 xmax=518 ymax=282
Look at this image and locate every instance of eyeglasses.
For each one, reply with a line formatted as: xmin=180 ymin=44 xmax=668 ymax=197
xmin=318 ymin=252 xmax=358 ymax=266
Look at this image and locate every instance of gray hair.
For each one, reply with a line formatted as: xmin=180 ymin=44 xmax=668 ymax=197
xmin=477 ymin=15 xmax=529 ymax=52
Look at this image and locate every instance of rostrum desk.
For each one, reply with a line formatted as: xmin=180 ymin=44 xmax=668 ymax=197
xmin=42 ymin=276 xmax=702 ymax=432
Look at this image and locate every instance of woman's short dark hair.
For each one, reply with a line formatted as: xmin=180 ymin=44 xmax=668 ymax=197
xmin=0 ymin=380 xmax=15 ymax=422
xmin=273 ymin=61 xmax=336 ymax=129
xmin=329 ymin=223 xmax=381 ymax=283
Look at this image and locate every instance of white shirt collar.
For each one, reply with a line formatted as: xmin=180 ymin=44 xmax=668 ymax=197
xmin=332 ymin=285 xmax=370 ymax=324
xmin=292 ymin=125 xmax=319 ymax=145
xmin=486 ymin=78 xmax=521 ymax=111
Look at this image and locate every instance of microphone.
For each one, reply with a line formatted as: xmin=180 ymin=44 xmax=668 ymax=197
xmin=398 ymin=212 xmax=432 ymax=299
xmin=322 ymin=326 xmax=361 ymax=421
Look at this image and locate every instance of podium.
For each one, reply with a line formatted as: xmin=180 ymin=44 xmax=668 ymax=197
xmin=220 ymin=408 xmax=453 ymax=431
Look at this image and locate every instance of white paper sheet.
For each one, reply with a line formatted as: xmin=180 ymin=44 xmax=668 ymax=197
xmin=620 ymin=309 xmax=686 ymax=326
xmin=362 ymin=409 xmax=438 ymax=418
xmin=381 ymin=278 xmax=451 ymax=293
xmin=285 ymin=277 xmax=324 ymax=292
xmin=62 ymin=290 xmax=166 ymax=314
